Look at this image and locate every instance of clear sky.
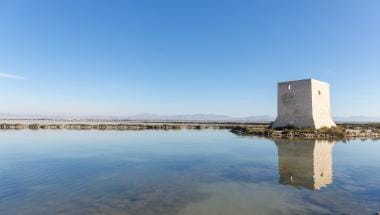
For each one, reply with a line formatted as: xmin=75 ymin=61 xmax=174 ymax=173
xmin=0 ymin=0 xmax=379 ymax=117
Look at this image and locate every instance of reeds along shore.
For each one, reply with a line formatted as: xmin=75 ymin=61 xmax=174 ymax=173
xmin=0 ymin=122 xmax=379 ymax=140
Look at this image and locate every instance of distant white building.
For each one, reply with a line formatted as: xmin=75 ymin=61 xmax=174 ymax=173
xmin=272 ymin=79 xmax=336 ymax=129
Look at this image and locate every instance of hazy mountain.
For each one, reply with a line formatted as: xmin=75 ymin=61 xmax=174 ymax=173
xmin=129 ymin=113 xmax=232 ymax=121
xmin=0 ymin=113 xmax=273 ymax=122
xmin=236 ymin=115 xmax=275 ymax=122
xmin=334 ymin=116 xmax=380 ymax=122
xmin=127 ymin=114 xmax=275 ymax=122
xmin=0 ymin=113 xmax=47 ymax=119
xmin=0 ymin=113 xmax=379 ymax=123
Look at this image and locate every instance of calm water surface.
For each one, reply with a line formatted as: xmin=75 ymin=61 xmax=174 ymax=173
xmin=0 ymin=130 xmax=379 ymax=215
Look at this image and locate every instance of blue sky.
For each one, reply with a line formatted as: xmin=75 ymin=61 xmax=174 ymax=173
xmin=0 ymin=0 xmax=379 ymax=117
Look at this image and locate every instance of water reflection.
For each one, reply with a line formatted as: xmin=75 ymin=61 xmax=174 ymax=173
xmin=275 ymin=139 xmax=335 ymax=190
xmin=0 ymin=131 xmax=379 ymax=214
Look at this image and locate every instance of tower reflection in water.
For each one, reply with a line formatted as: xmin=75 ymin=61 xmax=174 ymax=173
xmin=274 ymin=139 xmax=335 ymax=190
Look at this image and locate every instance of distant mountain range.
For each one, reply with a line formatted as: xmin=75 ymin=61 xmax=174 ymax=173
xmin=127 ymin=114 xmax=274 ymax=122
xmin=0 ymin=113 xmax=379 ymax=123
xmin=0 ymin=113 xmax=274 ymax=122
xmin=334 ymin=116 xmax=380 ymax=123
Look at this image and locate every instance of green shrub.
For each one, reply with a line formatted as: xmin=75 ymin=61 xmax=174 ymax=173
xmin=317 ymin=126 xmax=345 ymax=137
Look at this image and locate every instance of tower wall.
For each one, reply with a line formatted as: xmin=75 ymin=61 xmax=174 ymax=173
xmin=311 ymin=79 xmax=336 ymax=129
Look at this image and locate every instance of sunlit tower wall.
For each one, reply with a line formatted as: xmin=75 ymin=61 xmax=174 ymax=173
xmin=272 ymin=79 xmax=336 ymax=129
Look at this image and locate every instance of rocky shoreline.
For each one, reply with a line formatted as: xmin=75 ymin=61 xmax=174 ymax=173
xmin=230 ymin=124 xmax=380 ymax=140
xmin=0 ymin=120 xmax=246 ymax=131
xmin=0 ymin=120 xmax=379 ymax=140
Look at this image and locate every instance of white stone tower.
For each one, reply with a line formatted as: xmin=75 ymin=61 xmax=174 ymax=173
xmin=272 ymin=79 xmax=336 ymax=129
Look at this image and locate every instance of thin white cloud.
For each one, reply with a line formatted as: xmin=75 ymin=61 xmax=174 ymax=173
xmin=0 ymin=72 xmax=26 ymax=80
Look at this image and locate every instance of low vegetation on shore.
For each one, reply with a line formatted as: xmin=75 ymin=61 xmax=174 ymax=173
xmin=0 ymin=121 xmax=379 ymax=140
xmin=230 ymin=123 xmax=380 ymax=140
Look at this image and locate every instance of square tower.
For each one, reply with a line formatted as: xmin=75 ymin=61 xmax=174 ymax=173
xmin=272 ymin=79 xmax=336 ymax=129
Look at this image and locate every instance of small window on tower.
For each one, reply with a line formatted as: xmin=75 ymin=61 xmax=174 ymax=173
xmin=318 ymin=90 xmax=322 ymax=95
xmin=288 ymin=84 xmax=291 ymax=90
